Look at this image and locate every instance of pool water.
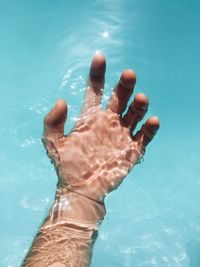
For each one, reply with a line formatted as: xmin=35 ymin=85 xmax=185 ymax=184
xmin=0 ymin=0 xmax=200 ymax=266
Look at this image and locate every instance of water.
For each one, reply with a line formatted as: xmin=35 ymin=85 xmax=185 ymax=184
xmin=0 ymin=0 xmax=200 ymax=266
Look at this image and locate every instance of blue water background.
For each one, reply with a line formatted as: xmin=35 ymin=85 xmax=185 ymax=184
xmin=0 ymin=0 xmax=200 ymax=266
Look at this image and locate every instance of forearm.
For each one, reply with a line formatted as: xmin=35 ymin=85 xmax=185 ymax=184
xmin=22 ymin=187 xmax=106 ymax=267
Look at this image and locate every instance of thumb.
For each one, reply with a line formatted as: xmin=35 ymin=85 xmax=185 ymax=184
xmin=43 ymin=98 xmax=68 ymax=140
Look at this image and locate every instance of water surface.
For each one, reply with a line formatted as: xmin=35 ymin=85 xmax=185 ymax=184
xmin=0 ymin=0 xmax=200 ymax=266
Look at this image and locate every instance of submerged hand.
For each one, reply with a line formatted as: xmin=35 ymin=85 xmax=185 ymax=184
xmin=42 ymin=53 xmax=159 ymax=203
xmin=22 ymin=54 xmax=160 ymax=267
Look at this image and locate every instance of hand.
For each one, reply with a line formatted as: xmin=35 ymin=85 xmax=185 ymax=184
xmin=42 ymin=53 xmax=160 ymax=203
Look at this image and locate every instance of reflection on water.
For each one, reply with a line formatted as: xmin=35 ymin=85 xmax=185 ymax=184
xmin=1 ymin=0 xmax=200 ymax=266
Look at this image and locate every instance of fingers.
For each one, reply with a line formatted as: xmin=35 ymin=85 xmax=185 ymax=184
xmin=134 ymin=116 xmax=160 ymax=148
xmin=107 ymin=70 xmax=136 ymax=114
xmin=123 ymin=93 xmax=149 ymax=130
xmin=43 ymin=98 xmax=67 ymax=140
xmin=82 ymin=53 xmax=106 ymax=113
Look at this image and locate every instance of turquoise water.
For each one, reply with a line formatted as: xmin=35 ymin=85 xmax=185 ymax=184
xmin=0 ymin=0 xmax=200 ymax=266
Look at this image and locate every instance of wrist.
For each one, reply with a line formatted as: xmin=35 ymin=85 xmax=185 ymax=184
xmin=42 ymin=186 xmax=106 ymax=236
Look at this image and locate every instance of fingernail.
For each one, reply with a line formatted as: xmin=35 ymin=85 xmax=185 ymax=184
xmin=120 ymin=70 xmax=136 ymax=89
xmin=90 ymin=54 xmax=106 ymax=78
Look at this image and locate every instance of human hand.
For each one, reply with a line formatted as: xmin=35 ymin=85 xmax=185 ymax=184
xmin=42 ymin=53 xmax=159 ymax=203
xmin=22 ymin=54 xmax=160 ymax=267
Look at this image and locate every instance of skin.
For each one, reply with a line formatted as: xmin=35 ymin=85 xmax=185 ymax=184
xmin=22 ymin=53 xmax=160 ymax=267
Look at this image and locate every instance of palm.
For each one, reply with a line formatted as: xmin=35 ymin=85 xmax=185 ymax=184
xmin=59 ymin=108 xmax=140 ymax=186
